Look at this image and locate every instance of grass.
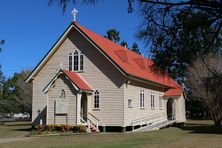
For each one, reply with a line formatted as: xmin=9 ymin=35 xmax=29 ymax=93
xmin=0 ymin=121 xmax=31 ymax=138
xmin=0 ymin=120 xmax=222 ymax=148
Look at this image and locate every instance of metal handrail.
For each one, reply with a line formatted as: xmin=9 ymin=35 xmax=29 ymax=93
xmin=133 ymin=114 xmax=176 ymax=132
xmin=88 ymin=112 xmax=100 ymax=121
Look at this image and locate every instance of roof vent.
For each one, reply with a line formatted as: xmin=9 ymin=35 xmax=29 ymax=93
xmin=115 ymin=50 xmax=128 ymax=62
xmin=133 ymin=58 xmax=146 ymax=70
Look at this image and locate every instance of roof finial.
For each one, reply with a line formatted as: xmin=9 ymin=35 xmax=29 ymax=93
xmin=71 ymin=8 xmax=78 ymax=21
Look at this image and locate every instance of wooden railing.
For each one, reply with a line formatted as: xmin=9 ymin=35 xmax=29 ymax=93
xmin=80 ymin=112 xmax=99 ymax=133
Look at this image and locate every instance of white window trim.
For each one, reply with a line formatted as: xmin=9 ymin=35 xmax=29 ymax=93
xmin=93 ymin=90 xmax=100 ymax=110
xmin=140 ymin=88 xmax=145 ymax=109
xmin=73 ymin=50 xmax=79 ymax=71
xmin=159 ymin=93 xmax=163 ymax=110
xmin=151 ymin=91 xmax=155 ymax=110
xmin=69 ymin=50 xmax=84 ymax=72
xmin=68 ymin=52 xmax=73 ymax=71
xmin=128 ymin=99 xmax=133 ymax=108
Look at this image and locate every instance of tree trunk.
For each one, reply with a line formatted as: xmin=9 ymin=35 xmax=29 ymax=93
xmin=211 ymin=110 xmax=222 ymax=127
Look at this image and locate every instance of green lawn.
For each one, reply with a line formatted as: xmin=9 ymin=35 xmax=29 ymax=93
xmin=0 ymin=120 xmax=222 ymax=148
xmin=0 ymin=121 xmax=31 ymax=138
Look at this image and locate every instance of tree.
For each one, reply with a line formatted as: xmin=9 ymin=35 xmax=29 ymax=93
xmin=0 ymin=39 xmax=6 ymax=110
xmin=120 ymin=40 xmax=128 ymax=48
xmin=127 ymin=0 xmax=222 ymax=80
xmin=105 ymin=29 xmax=142 ymax=54
xmin=0 ymin=69 xmax=5 ymax=95
xmin=187 ymin=54 xmax=222 ymax=126
xmin=131 ymin=42 xmax=140 ymax=54
xmin=104 ymin=29 xmax=120 ymax=43
xmin=1 ymin=70 xmax=32 ymax=114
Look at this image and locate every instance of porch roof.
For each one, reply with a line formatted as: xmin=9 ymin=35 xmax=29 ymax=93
xmin=62 ymin=70 xmax=93 ymax=92
xmin=43 ymin=69 xmax=93 ymax=93
xmin=164 ymin=88 xmax=182 ymax=97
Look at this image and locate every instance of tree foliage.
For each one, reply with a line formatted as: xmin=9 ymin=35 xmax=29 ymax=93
xmin=104 ymin=29 xmax=120 ymax=43
xmin=48 ymin=0 xmax=97 ymax=13
xmin=131 ymin=42 xmax=140 ymax=54
xmin=1 ymin=70 xmax=32 ymax=114
xmin=127 ymin=0 xmax=222 ymax=80
xmin=105 ymin=29 xmax=141 ymax=54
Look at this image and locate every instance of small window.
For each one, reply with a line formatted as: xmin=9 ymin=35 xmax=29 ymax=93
xmin=60 ymin=89 xmax=66 ymax=99
xmin=68 ymin=52 xmax=72 ymax=71
xmin=94 ymin=90 xmax=100 ymax=109
xmin=159 ymin=94 xmax=163 ymax=109
xmin=140 ymin=89 xmax=144 ymax=108
xmin=128 ymin=99 xmax=132 ymax=108
xmin=151 ymin=91 xmax=155 ymax=109
xmin=80 ymin=52 xmax=84 ymax=71
xmin=74 ymin=50 xmax=79 ymax=71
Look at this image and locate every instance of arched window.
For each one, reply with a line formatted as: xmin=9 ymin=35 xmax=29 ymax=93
xmin=68 ymin=52 xmax=72 ymax=71
xmin=94 ymin=90 xmax=100 ymax=109
xmin=60 ymin=89 xmax=66 ymax=99
xmin=80 ymin=52 xmax=84 ymax=71
xmin=74 ymin=50 xmax=79 ymax=71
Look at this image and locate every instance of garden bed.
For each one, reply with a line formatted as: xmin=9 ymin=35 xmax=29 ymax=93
xmin=32 ymin=124 xmax=87 ymax=136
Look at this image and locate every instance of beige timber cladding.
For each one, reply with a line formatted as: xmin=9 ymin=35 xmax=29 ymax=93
xmin=32 ymin=26 xmax=125 ymax=126
xmin=124 ymin=80 xmax=167 ymax=127
xmin=68 ymin=30 xmax=125 ymax=126
xmin=47 ymin=75 xmax=77 ymax=125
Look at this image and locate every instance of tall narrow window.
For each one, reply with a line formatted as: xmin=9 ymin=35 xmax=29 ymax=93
xmin=68 ymin=52 xmax=72 ymax=71
xmin=159 ymin=94 xmax=163 ymax=109
xmin=151 ymin=91 xmax=155 ymax=109
xmin=140 ymin=89 xmax=144 ymax=108
xmin=80 ymin=52 xmax=84 ymax=71
xmin=94 ymin=90 xmax=100 ymax=109
xmin=74 ymin=50 xmax=79 ymax=71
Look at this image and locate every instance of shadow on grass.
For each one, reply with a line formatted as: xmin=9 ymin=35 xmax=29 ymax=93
xmin=179 ymin=122 xmax=222 ymax=135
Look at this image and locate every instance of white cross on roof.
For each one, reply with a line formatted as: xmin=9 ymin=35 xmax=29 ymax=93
xmin=71 ymin=8 xmax=78 ymax=21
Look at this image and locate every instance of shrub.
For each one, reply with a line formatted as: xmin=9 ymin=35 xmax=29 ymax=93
xmin=76 ymin=125 xmax=87 ymax=133
xmin=34 ymin=124 xmax=87 ymax=134
xmin=64 ymin=125 xmax=71 ymax=132
xmin=35 ymin=125 xmax=46 ymax=134
xmin=46 ymin=124 xmax=55 ymax=132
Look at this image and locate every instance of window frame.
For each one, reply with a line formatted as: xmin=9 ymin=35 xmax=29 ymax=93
xmin=93 ymin=90 xmax=100 ymax=109
xmin=159 ymin=93 xmax=163 ymax=110
xmin=68 ymin=52 xmax=73 ymax=71
xmin=128 ymin=99 xmax=133 ymax=108
xmin=140 ymin=88 xmax=145 ymax=109
xmin=79 ymin=52 xmax=84 ymax=71
xmin=151 ymin=91 xmax=155 ymax=110
xmin=73 ymin=50 xmax=79 ymax=71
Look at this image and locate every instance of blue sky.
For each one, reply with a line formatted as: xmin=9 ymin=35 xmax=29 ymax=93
xmin=0 ymin=0 xmax=147 ymax=78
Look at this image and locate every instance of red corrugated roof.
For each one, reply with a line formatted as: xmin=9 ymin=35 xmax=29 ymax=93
xmin=73 ymin=22 xmax=182 ymax=96
xmin=63 ymin=70 xmax=93 ymax=91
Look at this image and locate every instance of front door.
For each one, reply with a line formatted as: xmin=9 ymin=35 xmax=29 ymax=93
xmin=167 ymin=98 xmax=175 ymax=120
xmin=81 ymin=93 xmax=88 ymax=121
